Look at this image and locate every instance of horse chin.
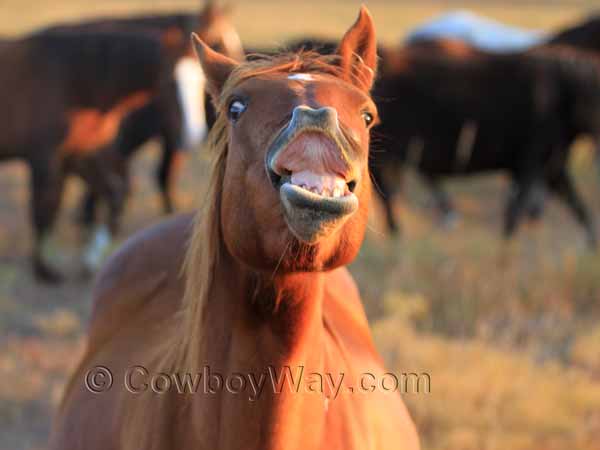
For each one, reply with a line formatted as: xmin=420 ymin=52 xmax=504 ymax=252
xmin=279 ymin=182 xmax=359 ymax=244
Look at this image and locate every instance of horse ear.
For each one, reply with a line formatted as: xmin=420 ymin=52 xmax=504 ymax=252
xmin=192 ymin=33 xmax=239 ymax=99
xmin=337 ymin=6 xmax=377 ymax=91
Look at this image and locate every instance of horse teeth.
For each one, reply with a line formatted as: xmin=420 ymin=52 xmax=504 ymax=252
xmin=289 ymin=172 xmax=351 ymax=198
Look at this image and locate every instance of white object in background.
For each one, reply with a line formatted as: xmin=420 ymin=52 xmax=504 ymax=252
xmin=406 ymin=10 xmax=547 ymax=52
xmin=175 ymin=56 xmax=208 ymax=149
xmin=82 ymin=225 xmax=112 ymax=272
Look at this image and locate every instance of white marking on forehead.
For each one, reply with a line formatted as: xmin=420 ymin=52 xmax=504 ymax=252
xmin=288 ymin=73 xmax=315 ymax=82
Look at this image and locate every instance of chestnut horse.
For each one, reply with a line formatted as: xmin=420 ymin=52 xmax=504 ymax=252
xmin=50 ymin=8 xmax=419 ymax=450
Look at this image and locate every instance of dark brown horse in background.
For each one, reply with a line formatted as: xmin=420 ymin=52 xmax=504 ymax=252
xmin=371 ymin=42 xmax=600 ymax=243
xmin=0 ymin=28 xmax=183 ymax=282
xmin=549 ymin=14 xmax=600 ymax=175
xmin=50 ymin=8 xmax=420 ymax=450
xmin=0 ymin=3 xmax=243 ymax=283
xmin=550 ymin=14 xmax=600 ymax=51
xmin=57 ymin=1 xmax=244 ymax=226
xmin=370 ymin=15 xmax=600 ymax=235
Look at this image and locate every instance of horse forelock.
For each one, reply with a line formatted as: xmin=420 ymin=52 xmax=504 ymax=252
xmin=214 ymin=51 xmax=376 ymax=109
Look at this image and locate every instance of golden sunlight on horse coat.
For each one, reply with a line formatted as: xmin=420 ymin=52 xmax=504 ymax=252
xmin=50 ymin=7 xmax=420 ymax=450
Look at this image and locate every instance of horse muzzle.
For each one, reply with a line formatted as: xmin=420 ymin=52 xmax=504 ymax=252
xmin=265 ymin=105 xmax=361 ymax=244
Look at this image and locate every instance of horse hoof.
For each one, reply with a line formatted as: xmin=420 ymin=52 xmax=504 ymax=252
xmin=33 ymin=260 xmax=64 ymax=284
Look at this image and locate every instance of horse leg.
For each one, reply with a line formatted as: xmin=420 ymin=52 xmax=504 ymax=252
xmin=593 ymin=136 xmax=600 ymax=182
xmin=549 ymin=170 xmax=597 ymax=248
xmin=29 ymin=158 xmax=65 ymax=283
xmin=370 ymin=164 xmax=401 ymax=234
xmin=156 ymin=137 xmax=186 ymax=214
xmin=76 ymin=189 xmax=98 ymax=228
xmin=424 ymin=175 xmax=457 ymax=228
xmin=503 ymin=177 xmax=539 ymax=241
xmin=100 ymin=166 xmax=128 ymax=235
xmin=77 ymin=153 xmax=128 ymax=274
xmin=525 ymin=181 xmax=546 ymax=221
xmin=155 ymin=76 xmax=188 ymax=214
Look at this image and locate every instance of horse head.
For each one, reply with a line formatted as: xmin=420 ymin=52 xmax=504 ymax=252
xmin=192 ymin=6 xmax=378 ymax=273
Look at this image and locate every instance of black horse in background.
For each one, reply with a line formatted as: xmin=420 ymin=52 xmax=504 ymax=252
xmin=550 ymin=15 xmax=600 ymax=51
xmin=0 ymin=28 xmax=185 ymax=282
xmin=59 ymin=1 xmax=244 ymax=225
xmin=283 ymin=36 xmax=600 ymax=245
xmin=372 ymin=43 xmax=600 ymax=244
xmin=549 ymin=15 xmax=600 ymax=173
xmin=373 ymin=15 xmax=600 ymax=234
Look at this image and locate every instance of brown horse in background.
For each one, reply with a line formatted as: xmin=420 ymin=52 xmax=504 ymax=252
xmin=65 ymin=1 xmax=244 ymax=221
xmin=550 ymin=14 xmax=600 ymax=52
xmin=0 ymin=29 xmax=182 ymax=282
xmin=50 ymin=7 xmax=419 ymax=450
xmin=0 ymin=3 xmax=243 ymax=283
xmin=549 ymin=14 xmax=600 ymax=178
xmin=370 ymin=40 xmax=600 ymax=243
xmin=370 ymin=16 xmax=600 ymax=234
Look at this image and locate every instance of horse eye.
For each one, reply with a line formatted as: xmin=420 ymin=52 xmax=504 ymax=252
xmin=228 ymin=99 xmax=247 ymax=123
xmin=362 ymin=111 xmax=374 ymax=127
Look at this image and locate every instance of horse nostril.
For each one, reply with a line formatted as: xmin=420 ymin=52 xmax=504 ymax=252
xmin=347 ymin=180 xmax=357 ymax=193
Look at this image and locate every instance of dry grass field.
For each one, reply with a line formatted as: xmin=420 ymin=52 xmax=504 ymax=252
xmin=2 ymin=1 xmax=600 ymax=449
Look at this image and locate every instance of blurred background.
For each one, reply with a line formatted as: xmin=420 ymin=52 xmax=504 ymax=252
xmin=1 ymin=1 xmax=600 ymax=449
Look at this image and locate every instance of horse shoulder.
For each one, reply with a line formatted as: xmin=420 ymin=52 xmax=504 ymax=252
xmin=87 ymin=213 xmax=193 ymax=348
xmin=50 ymin=214 xmax=194 ymax=450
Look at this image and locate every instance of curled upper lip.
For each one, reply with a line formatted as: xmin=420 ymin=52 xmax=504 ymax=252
xmin=265 ymin=106 xmax=359 ymax=190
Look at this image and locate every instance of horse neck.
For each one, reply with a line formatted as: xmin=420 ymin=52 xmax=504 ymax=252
xmin=190 ymin=246 xmax=329 ymax=449
xmin=202 ymin=248 xmax=327 ymax=361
